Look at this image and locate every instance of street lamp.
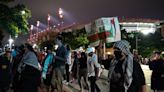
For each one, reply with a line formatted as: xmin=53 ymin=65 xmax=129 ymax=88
xmin=58 ymin=8 xmax=63 ymax=19
xmin=36 ymin=21 xmax=40 ymax=41
xmin=21 ymin=10 xmax=26 ymax=15
xmin=47 ymin=14 xmax=51 ymax=30
xmin=8 ymin=35 xmax=14 ymax=50
xmin=58 ymin=8 xmax=64 ymax=28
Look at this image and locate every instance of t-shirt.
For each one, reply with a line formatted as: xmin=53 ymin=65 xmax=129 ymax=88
xmin=53 ymin=45 xmax=67 ymax=68
xmin=110 ymin=61 xmax=146 ymax=92
xmin=87 ymin=54 xmax=100 ymax=77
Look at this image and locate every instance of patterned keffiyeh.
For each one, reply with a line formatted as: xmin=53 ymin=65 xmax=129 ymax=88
xmin=108 ymin=40 xmax=133 ymax=92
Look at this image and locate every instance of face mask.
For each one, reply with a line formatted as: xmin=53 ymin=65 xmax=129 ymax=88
xmin=114 ymin=50 xmax=123 ymax=60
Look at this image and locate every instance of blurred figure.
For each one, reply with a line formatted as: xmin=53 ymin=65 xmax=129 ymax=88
xmin=17 ymin=43 xmax=41 ymax=92
xmin=41 ymin=45 xmax=54 ymax=92
xmin=51 ymin=35 xmax=67 ymax=92
xmin=0 ymin=51 xmax=12 ymax=92
xmin=149 ymin=51 xmax=164 ymax=92
xmin=65 ymin=44 xmax=72 ymax=84
xmin=133 ymin=50 xmax=140 ymax=63
xmin=86 ymin=47 xmax=100 ymax=92
xmin=38 ymin=49 xmax=46 ymax=64
xmin=71 ymin=51 xmax=78 ymax=83
xmin=12 ymin=45 xmax=24 ymax=92
xmin=78 ymin=52 xmax=89 ymax=92
xmin=108 ymin=40 xmax=146 ymax=92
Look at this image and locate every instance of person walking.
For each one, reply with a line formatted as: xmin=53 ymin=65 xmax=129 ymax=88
xmin=71 ymin=51 xmax=78 ymax=83
xmin=108 ymin=40 xmax=146 ymax=92
xmin=149 ymin=51 xmax=164 ymax=92
xmin=65 ymin=44 xmax=72 ymax=84
xmin=12 ymin=45 xmax=24 ymax=92
xmin=42 ymin=45 xmax=54 ymax=92
xmin=17 ymin=43 xmax=41 ymax=92
xmin=0 ymin=50 xmax=12 ymax=92
xmin=78 ymin=52 xmax=89 ymax=92
xmin=86 ymin=47 xmax=100 ymax=92
xmin=51 ymin=35 xmax=67 ymax=92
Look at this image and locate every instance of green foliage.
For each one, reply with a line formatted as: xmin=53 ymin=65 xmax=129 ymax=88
xmin=0 ymin=3 xmax=31 ymax=37
xmin=61 ymin=28 xmax=89 ymax=49
xmin=122 ymin=29 xmax=164 ymax=58
xmin=0 ymin=29 xmax=4 ymax=46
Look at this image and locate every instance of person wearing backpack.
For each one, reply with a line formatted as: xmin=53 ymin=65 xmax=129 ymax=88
xmin=108 ymin=40 xmax=146 ymax=92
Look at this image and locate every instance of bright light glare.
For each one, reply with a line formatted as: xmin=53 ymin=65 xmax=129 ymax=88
xmin=37 ymin=21 xmax=40 ymax=27
xmin=140 ymin=28 xmax=155 ymax=35
xmin=59 ymin=8 xmax=63 ymax=15
xmin=21 ymin=10 xmax=25 ymax=15
xmin=9 ymin=38 xmax=14 ymax=43
xmin=30 ymin=25 xmax=34 ymax=30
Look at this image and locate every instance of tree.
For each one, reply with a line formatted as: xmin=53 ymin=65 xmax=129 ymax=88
xmin=0 ymin=29 xmax=4 ymax=46
xmin=61 ymin=28 xmax=89 ymax=49
xmin=0 ymin=1 xmax=31 ymax=37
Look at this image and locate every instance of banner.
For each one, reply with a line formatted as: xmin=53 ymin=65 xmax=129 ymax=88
xmin=96 ymin=17 xmax=121 ymax=43
xmin=85 ymin=17 xmax=121 ymax=46
xmin=85 ymin=23 xmax=100 ymax=47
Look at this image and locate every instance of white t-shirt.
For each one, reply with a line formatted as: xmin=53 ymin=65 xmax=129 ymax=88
xmin=66 ymin=51 xmax=71 ymax=65
xmin=87 ymin=53 xmax=100 ymax=77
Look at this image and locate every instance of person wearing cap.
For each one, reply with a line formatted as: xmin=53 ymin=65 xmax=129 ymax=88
xmin=108 ymin=40 xmax=146 ymax=92
xmin=86 ymin=47 xmax=100 ymax=92
xmin=149 ymin=51 xmax=164 ymax=92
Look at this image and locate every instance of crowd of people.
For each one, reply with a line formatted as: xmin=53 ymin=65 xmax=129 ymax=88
xmin=0 ymin=35 xmax=164 ymax=92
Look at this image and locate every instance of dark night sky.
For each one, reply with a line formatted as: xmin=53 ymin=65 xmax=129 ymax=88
xmin=11 ymin=0 xmax=164 ymax=25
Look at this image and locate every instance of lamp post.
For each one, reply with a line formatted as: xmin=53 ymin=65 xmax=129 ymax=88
xmin=8 ymin=35 xmax=14 ymax=50
xmin=36 ymin=21 xmax=40 ymax=42
xmin=47 ymin=14 xmax=51 ymax=30
xmin=30 ymin=25 xmax=34 ymax=43
xmin=58 ymin=8 xmax=64 ymax=28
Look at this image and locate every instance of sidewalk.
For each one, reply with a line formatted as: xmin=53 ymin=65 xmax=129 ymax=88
xmin=66 ymin=65 xmax=153 ymax=92
xmin=66 ymin=69 xmax=109 ymax=92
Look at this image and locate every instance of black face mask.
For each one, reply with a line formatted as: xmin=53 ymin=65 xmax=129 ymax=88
xmin=114 ymin=50 xmax=123 ymax=60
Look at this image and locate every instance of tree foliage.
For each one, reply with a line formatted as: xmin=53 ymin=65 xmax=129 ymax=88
xmin=0 ymin=1 xmax=31 ymax=37
xmin=122 ymin=29 xmax=164 ymax=57
xmin=0 ymin=29 xmax=4 ymax=46
xmin=61 ymin=28 xmax=89 ymax=49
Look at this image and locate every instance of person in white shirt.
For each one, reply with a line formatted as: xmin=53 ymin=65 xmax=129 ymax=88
xmin=86 ymin=47 xmax=100 ymax=92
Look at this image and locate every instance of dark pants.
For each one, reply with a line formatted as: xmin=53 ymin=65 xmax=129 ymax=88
xmin=65 ymin=64 xmax=70 ymax=82
xmin=20 ymin=65 xmax=41 ymax=92
xmin=78 ymin=69 xmax=89 ymax=89
xmin=88 ymin=76 xmax=100 ymax=92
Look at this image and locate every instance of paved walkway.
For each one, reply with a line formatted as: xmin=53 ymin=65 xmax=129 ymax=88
xmin=66 ymin=64 xmax=153 ymax=92
xmin=7 ymin=64 xmax=153 ymax=92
